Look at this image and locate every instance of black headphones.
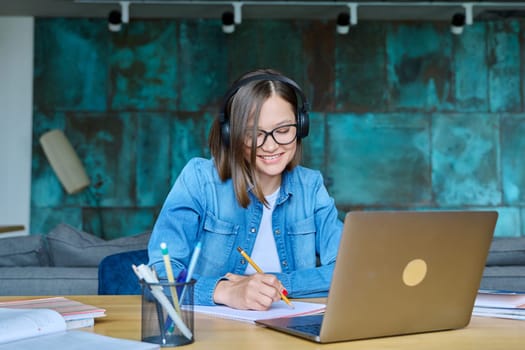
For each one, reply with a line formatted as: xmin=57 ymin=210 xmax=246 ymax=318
xmin=218 ymin=73 xmax=310 ymax=147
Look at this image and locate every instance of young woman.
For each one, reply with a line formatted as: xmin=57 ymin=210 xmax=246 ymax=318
xmin=148 ymin=68 xmax=343 ymax=310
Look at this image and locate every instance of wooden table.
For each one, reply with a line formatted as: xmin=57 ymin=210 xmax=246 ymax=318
xmin=0 ymin=225 xmax=24 ymax=234
xmin=2 ymin=295 xmax=524 ymax=349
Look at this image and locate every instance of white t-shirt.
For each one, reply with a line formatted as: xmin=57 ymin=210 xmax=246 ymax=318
xmin=245 ymin=188 xmax=282 ymax=274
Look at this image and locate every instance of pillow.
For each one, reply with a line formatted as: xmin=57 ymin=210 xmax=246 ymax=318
xmin=46 ymin=223 xmax=151 ymax=267
xmin=0 ymin=235 xmax=49 ymax=267
xmin=485 ymin=237 xmax=525 ymax=266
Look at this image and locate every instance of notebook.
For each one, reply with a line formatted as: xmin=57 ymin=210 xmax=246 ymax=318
xmin=256 ymin=210 xmax=498 ymax=343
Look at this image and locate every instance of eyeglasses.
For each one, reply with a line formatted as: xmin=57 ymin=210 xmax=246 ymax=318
xmin=244 ymin=123 xmax=298 ymax=148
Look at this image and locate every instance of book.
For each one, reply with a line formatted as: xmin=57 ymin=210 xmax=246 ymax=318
xmin=473 ymin=290 xmax=525 ymax=321
xmin=192 ymin=300 xmax=326 ymax=324
xmin=0 ymin=308 xmax=159 ymax=350
xmin=475 ymin=289 xmax=525 ymax=308
xmin=0 ymin=297 xmax=106 ymax=329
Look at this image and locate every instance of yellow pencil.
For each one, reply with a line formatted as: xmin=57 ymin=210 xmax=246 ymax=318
xmin=160 ymin=242 xmax=181 ymax=314
xmin=236 ymin=246 xmax=294 ymax=308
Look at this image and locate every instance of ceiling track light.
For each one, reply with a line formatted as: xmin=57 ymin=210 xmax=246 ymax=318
xmin=222 ymin=2 xmax=242 ymax=33
xmin=450 ymin=3 xmax=473 ymax=35
xmin=107 ymin=1 xmax=130 ymax=32
xmin=222 ymin=11 xmax=235 ymax=33
xmin=336 ymin=3 xmax=358 ymax=35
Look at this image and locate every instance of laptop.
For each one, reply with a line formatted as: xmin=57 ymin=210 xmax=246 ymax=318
xmin=256 ymin=210 xmax=498 ymax=343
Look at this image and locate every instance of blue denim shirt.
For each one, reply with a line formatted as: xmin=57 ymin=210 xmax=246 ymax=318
xmin=148 ymin=157 xmax=343 ymax=306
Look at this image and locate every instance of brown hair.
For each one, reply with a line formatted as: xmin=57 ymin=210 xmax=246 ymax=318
xmin=209 ymin=68 xmax=303 ymax=208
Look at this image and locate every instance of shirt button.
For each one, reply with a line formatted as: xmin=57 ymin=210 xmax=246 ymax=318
xmin=282 ymin=260 xmax=288 ymax=266
xmin=250 ymin=228 xmax=256 ymax=233
xmin=241 ymin=259 xmax=246 ymax=265
xmin=275 ymin=229 xmax=281 ymax=235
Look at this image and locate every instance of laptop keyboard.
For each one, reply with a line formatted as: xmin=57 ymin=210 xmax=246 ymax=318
xmin=286 ymin=314 xmax=324 ymax=336
xmin=289 ymin=323 xmax=321 ymax=335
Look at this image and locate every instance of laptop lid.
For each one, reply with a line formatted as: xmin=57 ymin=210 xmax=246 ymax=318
xmin=256 ymin=210 xmax=498 ymax=343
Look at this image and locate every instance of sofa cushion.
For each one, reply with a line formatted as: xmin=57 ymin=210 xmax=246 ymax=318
xmin=0 ymin=235 xmax=49 ymax=267
xmin=481 ymin=266 xmax=525 ymax=292
xmin=0 ymin=266 xmax=99 ymax=295
xmin=486 ymin=237 xmax=525 ymax=266
xmin=46 ymin=223 xmax=151 ymax=267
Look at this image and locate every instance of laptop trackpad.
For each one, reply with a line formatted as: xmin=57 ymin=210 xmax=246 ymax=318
xmin=259 ymin=314 xmax=324 ymax=337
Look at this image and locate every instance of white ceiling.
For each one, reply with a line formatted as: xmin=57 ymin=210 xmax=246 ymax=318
xmin=1 ymin=1 xmax=525 ymax=21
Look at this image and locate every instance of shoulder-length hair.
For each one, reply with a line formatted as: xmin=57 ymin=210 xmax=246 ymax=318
xmin=209 ymin=68 xmax=303 ymax=208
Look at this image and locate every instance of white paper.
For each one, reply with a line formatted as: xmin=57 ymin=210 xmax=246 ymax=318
xmin=0 ymin=308 xmax=159 ymax=350
xmin=0 ymin=308 xmax=66 ymax=344
xmin=192 ymin=300 xmax=326 ymax=324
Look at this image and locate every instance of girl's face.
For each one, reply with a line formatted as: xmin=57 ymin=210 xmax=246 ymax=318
xmin=244 ymin=94 xmax=297 ymax=194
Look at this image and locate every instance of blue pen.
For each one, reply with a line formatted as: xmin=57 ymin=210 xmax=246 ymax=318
xmin=180 ymin=241 xmax=202 ymax=302
xmin=166 ymin=240 xmax=201 ymax=335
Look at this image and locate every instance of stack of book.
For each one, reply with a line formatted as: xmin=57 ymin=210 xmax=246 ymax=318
xmin=0 ymin=297 xmax=159 ymax=349
xmin=0 ymin=296 xmax=106 ymax=329
xmin=473 ymin=289 xmax=525 ymax=320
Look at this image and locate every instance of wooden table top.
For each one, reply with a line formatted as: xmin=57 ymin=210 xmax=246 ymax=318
xmin=1 ymin=295 xmax=524 ymax=349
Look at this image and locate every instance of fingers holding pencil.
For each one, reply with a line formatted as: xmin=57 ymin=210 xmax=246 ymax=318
xmin=236 ymin=247 xmax=294 ymax=309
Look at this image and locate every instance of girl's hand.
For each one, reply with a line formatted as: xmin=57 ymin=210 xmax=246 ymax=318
xmin=213 ymin=273 xmax=284 ymax=310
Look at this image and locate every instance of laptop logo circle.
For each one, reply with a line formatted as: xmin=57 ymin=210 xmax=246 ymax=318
xmin=402 ymin=259 xmax=427 ymax=287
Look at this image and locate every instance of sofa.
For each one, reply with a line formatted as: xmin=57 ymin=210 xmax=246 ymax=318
xmin=479 ymin=236 xmax=525 ymax=292
xmin=1 ymin=223 xmax=524 ymax=296
xmin=0 ymin=224 xmax=151 ymax=296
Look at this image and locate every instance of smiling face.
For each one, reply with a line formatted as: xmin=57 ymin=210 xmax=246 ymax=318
xmin=244 ymin=94 xmax=297 ymax=195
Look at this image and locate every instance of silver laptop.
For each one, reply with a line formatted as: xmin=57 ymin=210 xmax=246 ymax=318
xmin=256 ymin=210 xmax=498 ymax=343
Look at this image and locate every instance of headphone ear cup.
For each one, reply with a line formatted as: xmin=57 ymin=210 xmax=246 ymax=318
xmin=296 ymin=108 xmax=309 ymax=139
xmin=220 ymin=116 xmax=231 ymax=147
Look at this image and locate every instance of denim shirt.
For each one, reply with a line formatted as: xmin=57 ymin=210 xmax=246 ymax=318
xmin=148 ymin=157 xmax=343 ymax=306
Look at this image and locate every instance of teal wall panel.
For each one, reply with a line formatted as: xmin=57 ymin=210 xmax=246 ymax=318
xmin=30 ymin=18 xmax=525 ymax=237
xmin=501 ymin=114 xmax=525 ymax=204
xmin=170 ymin=112 xmax=213 ymax=181
xmin=136 ymin=113 xmax=171 ymax=206
xmin=453 ymin=24 xmax=488 ymax=112
xmin=488 ymin=21 xmax=521 ymax=112
xmin=71 ymin=113 xmax=136 ymax=207
xmin=335 ymin=23 xmax=387 ymax=112
xmin=179 ymin=20 xmax=229 ymax=111
xmin=432 ymin=113 xmax=500 ymax=206
xmin=34 ymin=19 xmax=108 ymax=112
xmin=326 ymin=113 xmax=430 ymax=207
xmin=387 ymin=23 xmax=453 ymax=111
xmin=83 ymin=207 xmax=158 ymax=239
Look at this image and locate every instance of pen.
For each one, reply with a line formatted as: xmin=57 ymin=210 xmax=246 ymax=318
xmin=179 ymin=241 xmax=202 ymax=303
xmin=160 ymin=242 xmax=181 ymax=314
xmin=236 ymin=246 xmax=294 ymax=308
xmin=168 ymin=241 xmax=201 ymax=334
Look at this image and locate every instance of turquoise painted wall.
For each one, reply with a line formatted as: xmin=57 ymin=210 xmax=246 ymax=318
xmin=31 ymin=18 xmax=525 ymax=239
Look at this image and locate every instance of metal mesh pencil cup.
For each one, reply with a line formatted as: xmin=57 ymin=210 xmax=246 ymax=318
xmin=140 ymin=279 xmax=195 ymax=347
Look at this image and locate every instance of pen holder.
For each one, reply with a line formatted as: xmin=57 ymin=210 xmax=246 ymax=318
xmin=140 ymin=279 xmax=195 ymax=347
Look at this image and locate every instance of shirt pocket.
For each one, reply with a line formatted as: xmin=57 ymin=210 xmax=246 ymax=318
xmin=199 ymin=212 xmax=239 ymax=274
xmin=287 ymin=216 xmax=317 ymax=269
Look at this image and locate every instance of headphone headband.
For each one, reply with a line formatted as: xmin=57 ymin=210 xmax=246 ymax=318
xmin=219 ymin=73 xmax=310 ymax=146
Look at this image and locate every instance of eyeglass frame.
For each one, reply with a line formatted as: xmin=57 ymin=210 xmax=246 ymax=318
xmin=244 ymin=123 xmax=298 ymax=148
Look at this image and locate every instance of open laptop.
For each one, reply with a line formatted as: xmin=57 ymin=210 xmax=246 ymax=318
xmin=256 ymin=210 xmax=498 ymax=343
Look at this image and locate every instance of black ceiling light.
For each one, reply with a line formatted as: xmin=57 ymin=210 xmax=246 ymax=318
xmin=450 ymin=13 xmax=466 ymax=35
xmin=108 ymin=10 xmax=122 ymax=32
xmin=107 ymin=2 xmax=130 ymax=32
xmin=336 ymin=4 xmax=358 ymax=35
xmin=336 ymin=12 xmax=350 ymax=35
xmin=222 ymin=11 xmax=235 ymax=34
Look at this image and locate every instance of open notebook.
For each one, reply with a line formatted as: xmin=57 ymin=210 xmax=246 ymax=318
xmin=256 ymin=210 xmax=498 ymax=343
